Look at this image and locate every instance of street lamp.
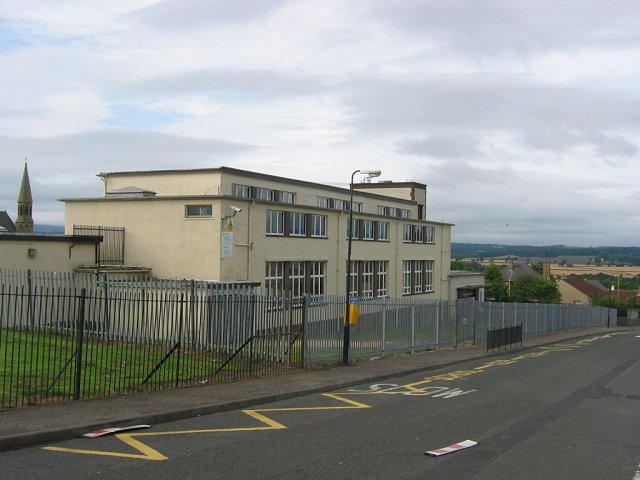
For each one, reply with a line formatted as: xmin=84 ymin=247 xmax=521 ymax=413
xmin=343 ymin=169 xmax=382 ymax=365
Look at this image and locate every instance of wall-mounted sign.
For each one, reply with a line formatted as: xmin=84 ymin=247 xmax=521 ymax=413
xmin=221 ymin=231 xmax=233 ymax=258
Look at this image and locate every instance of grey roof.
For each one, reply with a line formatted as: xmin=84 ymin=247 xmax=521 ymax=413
xmin=0 ymin=210 xmax=15 ymax=232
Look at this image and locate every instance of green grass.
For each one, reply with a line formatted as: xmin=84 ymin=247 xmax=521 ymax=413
xmin=1 ymin=328 xmax=292 ymax=408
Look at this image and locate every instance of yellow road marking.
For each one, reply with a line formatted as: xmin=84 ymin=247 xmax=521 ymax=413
xmin=42 ymin=333 xmax=611 ymax=461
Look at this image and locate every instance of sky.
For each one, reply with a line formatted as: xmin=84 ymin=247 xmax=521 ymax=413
xmin=1 ymin=0 xmax=639 ymax=247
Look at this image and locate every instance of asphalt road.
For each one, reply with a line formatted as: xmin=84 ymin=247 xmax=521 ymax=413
xmin=3 ymin=331 xmax=640 ymax=479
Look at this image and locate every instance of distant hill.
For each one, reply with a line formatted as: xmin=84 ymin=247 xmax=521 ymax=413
xmin=33 ymin=224 xmax=65 ymax=234
xmin=452 ymin=243 xmax=640 ymax=266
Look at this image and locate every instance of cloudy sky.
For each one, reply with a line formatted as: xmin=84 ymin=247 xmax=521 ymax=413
xmin=1 ymin=0 xmax=639 ymax=246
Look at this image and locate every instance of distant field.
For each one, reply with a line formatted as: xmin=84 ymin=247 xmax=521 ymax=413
xmin=549 ymin=265 xmax=640 ymax=278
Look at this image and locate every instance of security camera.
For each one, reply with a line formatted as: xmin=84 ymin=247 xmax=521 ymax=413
xmin=230 ymin=206 xmax=242 ymax=213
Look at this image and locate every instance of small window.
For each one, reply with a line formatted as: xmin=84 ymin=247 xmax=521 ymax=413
xmin=256 ymin=187 xmax=275 ymax=201
xmin=403 ymin=224 xmax=413 ymax=242
xmin=280 ymin=191 xmax=296 ymax=204
xmin=317 ymin=196 xmax=330 ymax=208
xmin=185 ymin=204 xmax=212 ymax=217
xmin=414 ymin=226 xmax=424 ymax=243
xmin=232 ymin=184 xmax=251 ymax=198
xmin=377 ymin=221 xmax=389 ymax=241
xmin=425 ymin=226 xmax=436 ymax=244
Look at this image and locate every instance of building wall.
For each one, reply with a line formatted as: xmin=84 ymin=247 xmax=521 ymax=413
xmin=558 ymin=280 xmax=591 ymax=304
xmin=65 ymin=169 xmax=452 ymax=299
xmin=0 ymin=236 xmax=97 ymax=272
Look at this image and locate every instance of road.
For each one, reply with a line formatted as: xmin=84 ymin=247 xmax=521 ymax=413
xmin=3 ymin=331 xmax=640 ymax=479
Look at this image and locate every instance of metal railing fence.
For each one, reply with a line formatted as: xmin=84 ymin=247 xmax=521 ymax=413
xmin=0 ymin=268 xmax=616 ymax=409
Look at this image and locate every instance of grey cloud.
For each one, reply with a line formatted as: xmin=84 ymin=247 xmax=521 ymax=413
xmin=120 ymin=68 xmax=336 ymax=100
xmin=0 ymin=130 xmax=259 ymax=224
xmin=365 ymin=0 xmax=640 ymax=58
xmin=126 ymin=0 xmax=292 ymax=30
xmin=398 ymin=134 xmax=484 ymax=159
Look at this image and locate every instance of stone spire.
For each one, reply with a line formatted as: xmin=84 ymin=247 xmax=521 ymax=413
xmin=15 ymin=162 xmax=34 ymax=233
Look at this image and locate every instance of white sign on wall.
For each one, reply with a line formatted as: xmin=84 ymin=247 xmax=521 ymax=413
xmin=221 ymin=231 xmax=233 ymax=258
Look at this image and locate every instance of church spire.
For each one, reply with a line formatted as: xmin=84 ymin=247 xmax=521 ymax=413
xmin=15 ymin=162 xmax=33 ymax=233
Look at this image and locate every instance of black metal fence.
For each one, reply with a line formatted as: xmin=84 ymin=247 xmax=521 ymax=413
xmin=0 ymin=268 xmax=617 ymax=410
xmin=73 ymin=225 xmax=125 ymax=265
xmin=487 ymin=324 xmax=523 ymax=352
xmin=0 ymin=269 xmax=299 ymax=409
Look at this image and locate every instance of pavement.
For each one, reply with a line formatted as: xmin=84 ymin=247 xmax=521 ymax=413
xmin=0 ymin=326 xmax=633 ymax=452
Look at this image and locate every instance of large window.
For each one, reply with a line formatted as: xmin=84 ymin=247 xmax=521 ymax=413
xmin=266 ymin=210 xmax=285 ymax=235
xmin=348 ymin=260 xmax=388 ymax=299
xmin=403 ymin=224 xmax=437 ymax=245
xmin=265 ymin=261 xmax=327 ymax=298
xmin=402 ymin=259 xmax=435 ymax=296
xmin=185 ymin=204 xmax=212 ymax=217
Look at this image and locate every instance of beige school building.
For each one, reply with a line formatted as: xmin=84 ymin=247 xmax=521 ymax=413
xmin=62 ymin=167 xmax=483 ymax=301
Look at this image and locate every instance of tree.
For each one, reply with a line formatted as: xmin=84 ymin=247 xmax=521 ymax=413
xmin=593 ymin=295 xmax=627 ymax=317
xmin=484 ymin=264 xmax=509 ymax=302
xmin=510 ymin=274 xmax=561 ymax=304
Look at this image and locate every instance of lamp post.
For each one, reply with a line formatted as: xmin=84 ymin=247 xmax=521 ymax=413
xmin=343 ymin=169 xmax=381 ymax=365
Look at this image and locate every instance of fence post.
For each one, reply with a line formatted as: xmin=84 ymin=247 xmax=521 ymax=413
xmin=382 ymin=299 xmax=387 ymax=357
xmin=301 ymin=295 xmax=307 ymax=369
xmin=74 ymin=288 xmax=87 ymax=401
xmin=411 ymin=303 xmax=415 ymax=355
xmin=175 ymin=293 xmax=184 ymax=388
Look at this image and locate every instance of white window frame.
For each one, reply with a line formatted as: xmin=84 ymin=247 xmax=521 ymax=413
xmin=290 ymin=212 xmax=307 ymax=237
xmin=280 ymin=191 xmax=296 ymax=204
xmin=377 ymin=262 xmax=388 ymax=297
xmin=185 ymin=204 xmax=212 ymax=218
xmin=403 ymin=224 xmax=413 ymax=242
xmin=361 ymin=261 xmax=375 ymax=299
xmin=362 ymin=220 xmax=374 ymax=240
xmin=265 ymin=261 xmax=284 ymax=295
xmin=414 ymin=260 xmax=424 ymax=293
xmin=377 ymin=221 xmax=389 ymax=241
xmin=402 ymin=260 xmax=412 ymax=295
xmin=266 ymin=210 xmax=285 ymax=235
xmin=256 ymin=187 xmax=275 ymax=201
xmin=311 ymin=214 xmax=327 ymax=238
xmin=425 ymin=226 xmax=435 ymax=244
xmin=425 ymin=260 xmax=434 ymax=292
xmin=233 ymin=184 xmax=251 ymax=198
xmin=310 ymin=261 xmax=326 ymax=296
xmin=414 ymin=226 xmax=424 ymax=243
xmin=289 ymin=261 xmax=306 ymax=299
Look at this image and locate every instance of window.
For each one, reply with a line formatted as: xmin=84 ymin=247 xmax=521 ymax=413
xmin=402 ymin=261 xmax=412 ymax=295
xmin=349 ymin=261 xmax=359 ymax=300
xmin=317 ymin=196 xmax=330 ymax=208
xmin=362 ymin=220 xmax=374 ymax=240
xmin=403 ymin=224 xmax=413 ymax=242
xmin=256 ymin=187 xmax=275 ymax=201
xmin=348 ymin=218 xmax=360 ymax=239
xmin=265 ymin=262 xmax=285 ymax=295
xmin=414 ymin=226 xmax=424 ymax=243
xmin=185 ymin=204 xmax=212 ymax=217
xmin=425 ymin=226 xmax=435 ymax=244
xmin=266 ymin=261 xmax=327 ymax=299
xmin=311 ymin=214 xmax=327 ymax=237
xmin=377 ymin=221 xmax=389 ymax=241
xmin=266 ymin=210 xmax=285 ymax=235
xmin=280 ymin=191 xmax=296 ymax=204
xmin=310 ymin=261 xmax=326 ymax=295
xmin=350 ymin=202 xmax=362 ymax=213
xmin=291 ymin=212 xmax=307 ymax=236
xmin=414 ymin=260 xmax=424 ymax=293
xmin=334 ymin=199 xmax=347 ymax=210
xmin=377 ymin=262 xmax=388 ymax=297
xmin=232 ymin=184 xmax=251 ymax=198
xmin=425 ymin=260 xmax=434 ymax=292
xmin=361 ymin=261 xmax=375 ymax=298
xmin=289 ymin=261 xmax=306 ymax=299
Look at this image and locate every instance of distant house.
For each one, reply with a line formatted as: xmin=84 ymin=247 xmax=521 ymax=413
xmin=558 ymin=277 xmax=607 ymax=304
xmin=500 ymin=258 xmax=541 ymax=295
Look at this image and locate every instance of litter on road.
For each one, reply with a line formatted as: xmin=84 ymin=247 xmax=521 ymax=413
xmin=426 ymin=439 xmax=478 ymax=456
xmin=82 ymin=425 xmax=151 ymax=439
